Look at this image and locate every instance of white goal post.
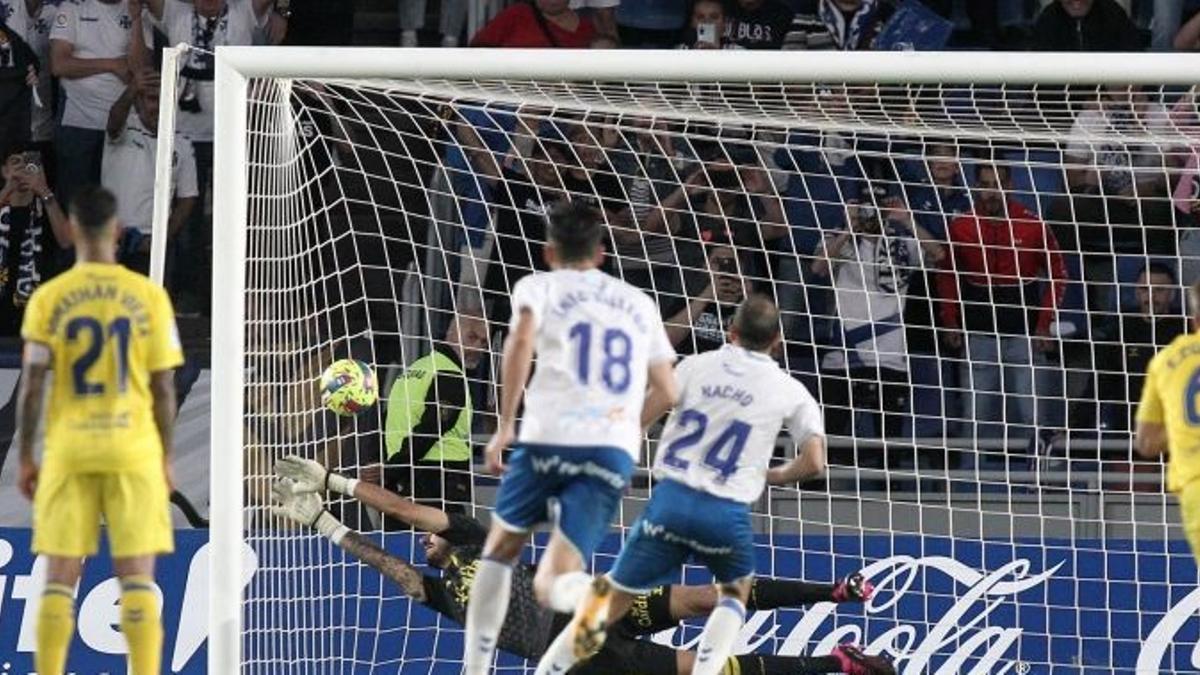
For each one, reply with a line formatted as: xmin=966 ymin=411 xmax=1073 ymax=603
xmin=211 ymin=47 xmax=1200 ymax=674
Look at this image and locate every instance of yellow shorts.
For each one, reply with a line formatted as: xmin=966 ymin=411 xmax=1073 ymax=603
xmin=32 ymin=463 xmax=174 ymax=558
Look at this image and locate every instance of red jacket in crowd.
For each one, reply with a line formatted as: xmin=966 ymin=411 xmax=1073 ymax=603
xmin=937 ymin=200 xmax=1068 ymax=337
xmin=469 ymin=4 xmax=596 ymax=48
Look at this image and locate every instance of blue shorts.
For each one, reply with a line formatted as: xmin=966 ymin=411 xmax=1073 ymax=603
xmin=492 ymin=444 xmax=634 ymax=560
xmin=608 ymin=480 xmax=755 ymax=594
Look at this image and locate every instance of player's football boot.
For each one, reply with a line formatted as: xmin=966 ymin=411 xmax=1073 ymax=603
xmin=572 ymin=575 xmax=611 ymax=659
xmin=831 ymin=572 xmax=875 ymax=602
xmin=831 ymin=644 xmax=896 ymax=675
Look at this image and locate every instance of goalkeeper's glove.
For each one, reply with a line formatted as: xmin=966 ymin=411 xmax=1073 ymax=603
xmin=270 ymin=478 xmax=349 ymax=544
xmin=275 ymin=455 xmax=359 ymax=497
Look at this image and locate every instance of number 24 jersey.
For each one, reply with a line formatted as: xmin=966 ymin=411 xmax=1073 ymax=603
xmin=654 ymin=344 xmax=824 ymax=504
xmin=509 ymin=269 xmax=675 ymax=461
xmin=21 ymin=262 xmax=184 ymax=473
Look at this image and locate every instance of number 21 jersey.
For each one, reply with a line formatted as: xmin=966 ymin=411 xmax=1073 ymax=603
xmin=21 ymin=262 xmax=184 ymax=473
xmin=654 ymin=344 xmax=824 ymax=504
xmin=509 ymin=268 xmax=675 ymax=461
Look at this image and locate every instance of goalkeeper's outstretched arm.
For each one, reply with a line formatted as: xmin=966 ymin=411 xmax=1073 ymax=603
xmin=275 ymin=455 xmax=451 ymax=533
xmin=271 ymin=478 xmax=428 ymax=601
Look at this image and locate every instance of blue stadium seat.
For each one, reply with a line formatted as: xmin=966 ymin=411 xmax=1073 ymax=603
xmin=1002 ymin=149 xmax=1066 ymax=217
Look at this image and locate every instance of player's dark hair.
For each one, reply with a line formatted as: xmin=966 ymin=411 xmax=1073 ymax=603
xmin=733 ymin=294 xmax=780 ymax=352
xmin=69 ymin=185 xmax=119 ymax=234
xmin=547 ymin=200 xmax=603 ymax=263
xmin=1141 ymin=261 xmax=1177 ymax=283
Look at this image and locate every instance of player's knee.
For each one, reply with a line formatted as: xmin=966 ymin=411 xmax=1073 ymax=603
xmin=533 ymin=575 xmax=554 ymax=608
xmin=43 ymin=556 xmax=83 ymax=587
xmin=482 ymin=529 xmax=524 ymax=562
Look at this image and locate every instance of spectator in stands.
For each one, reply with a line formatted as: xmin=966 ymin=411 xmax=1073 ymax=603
xmin=49 ymin=0 xmax=148 ymax=210
xmin=0 ymin=142 xmax=68 ymax=336
xmin=904 ymin=141 xmax=970 ymax=240
xmin=3 ymin=0 xmax=56 ymax=169
xmin=1050 ymin=84 xmax=1175 ymax=312
xmin=475 ymin=130 xmax=568 ymax=327
xmin=692 ymin=157 xmax=788 ymax=255
xmin=142 ymin=0 xmax=278 ymax=311
xmin=470 ymin=0 xmax=594 ymax=48
xmin=725 ymin=0 xmax=797 ymax=49
xmin=400 ymin=0 xmax=466 ymax=47
xmin=360 ymin=305 xmax=489 ymax=519
xmin=677 ymin=0 xmax=740 ymax=49
xmin=571 ymin=0 xmax=618 ymax=40
xmin=1032 ymin=0 xmax=1140 ymax=51
xmin=0 ymin=21 xmax=38 ymax=158
xmin=787 ymin=0 xmax=895 ymax=50
xmin=813 ymin=183 xmax=943 ymax=446
xmin=101 ymin=67 xmax=198 ymax=274
xmin=602 ymin=119 xmax=697 ymax=293
xmin=615 ymin=0 xmax=688 ymax=47
xmin=1080 ymin=262 xmax=1186 ymax=432
xmin=938 ymin=162 xmax=1068 ymax=441
xmin=662 ymin=243 xmax=749 ymax=353
xmin=1174 ymin=8 xmax=1200 ymax=49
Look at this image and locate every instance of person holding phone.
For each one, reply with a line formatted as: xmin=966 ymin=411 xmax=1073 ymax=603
xmin=0 ymin=143 xmax=69 ymax=335
xmin=677 ymin=0 xmax=743 ymax=49
xmin=662 ymin=243 xmax=753 ymax=354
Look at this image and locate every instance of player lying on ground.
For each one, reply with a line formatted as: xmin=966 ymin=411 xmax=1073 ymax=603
xmin=539 ymin=296 xmax=892 ymax=675
xmin=272 ymin=455 xmax=886 ymax=674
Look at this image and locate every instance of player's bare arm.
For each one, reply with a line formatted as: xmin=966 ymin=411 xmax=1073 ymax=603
xmin=16 ymin=342 xmax=50 ymax=501
xmin=767 ymin=436 xmax=827 ymax=486
xmin=1136 ymin=421 xmax=1168 ymax=459
xmin=151 ymin=369 xmax=178 ymax=490
xmin=270 ymin=479 xmax=427 ymax=600
xmin=338 ymin=532 xmax=428 ymax=602
xmin=640 ymin=361 xmax=680 ymax=430
xmin=275 ymin=455 xmax=451 ymax=533
xmin=486 ymin=307 xmax=537 ymax=475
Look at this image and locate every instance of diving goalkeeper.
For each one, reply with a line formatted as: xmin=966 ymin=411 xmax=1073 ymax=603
xmin=272 ymin=456 xmax=894 ymax=675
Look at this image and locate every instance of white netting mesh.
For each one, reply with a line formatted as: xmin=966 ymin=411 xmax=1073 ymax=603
xmin=234 ymin=73 xmax=1200 ymax=673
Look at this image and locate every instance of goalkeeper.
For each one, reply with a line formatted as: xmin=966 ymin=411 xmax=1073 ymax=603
xmin=272 ymin=456 xmax=893 ymax=675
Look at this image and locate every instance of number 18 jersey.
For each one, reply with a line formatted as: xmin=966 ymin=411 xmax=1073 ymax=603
xmin=654 ymin=344 xmax=824 ymax=504
xmin=21 ymin=262 xmax=184 ymax=474
xmin=510 ymin=268 xmax=675 ymax=461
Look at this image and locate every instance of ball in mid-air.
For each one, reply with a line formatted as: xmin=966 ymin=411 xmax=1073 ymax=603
xmin=321 ymin=359 xmax=378 ymax=416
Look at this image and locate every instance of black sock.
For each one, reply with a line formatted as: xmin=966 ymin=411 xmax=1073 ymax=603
xmin=732 ymin=654 xmax=843 ymax=674
xmin=746 ymin=578 xmax=835 ymax=610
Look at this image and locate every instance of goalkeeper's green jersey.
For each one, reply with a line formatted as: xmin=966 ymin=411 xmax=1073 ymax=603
xmin=385 ymin=347 xmax=472 ymax=463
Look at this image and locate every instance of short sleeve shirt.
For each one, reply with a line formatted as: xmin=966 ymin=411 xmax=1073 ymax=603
xmin=153 ymin=0 xmax=264 ymax=141
xmin=102 ymin=112 xmax=199 ymax=233
xmin=50 ymin=0 xmax=148 ymax=130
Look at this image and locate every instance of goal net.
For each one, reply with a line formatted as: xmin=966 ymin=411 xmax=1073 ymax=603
xmin=210 ymin=49 xmax=1200 ymax=673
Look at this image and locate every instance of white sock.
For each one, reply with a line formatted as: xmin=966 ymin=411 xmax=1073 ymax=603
xmin=547 ymin=571 xmax=591 ymax=613
xmin=463 ymin=558 xmax=513 ymax=675
xmin=533 ymin=621 xmax=580 ymax=675
xmin=692 ymin=597 xmax=746 ymax=675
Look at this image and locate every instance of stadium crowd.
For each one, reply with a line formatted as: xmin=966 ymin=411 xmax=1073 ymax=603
xmin=3 ymin=0 xmax=1200 ymax=481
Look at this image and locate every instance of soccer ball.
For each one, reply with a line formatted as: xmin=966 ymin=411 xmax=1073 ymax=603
xmin=320 ymin=359 xmax=378 ymax=416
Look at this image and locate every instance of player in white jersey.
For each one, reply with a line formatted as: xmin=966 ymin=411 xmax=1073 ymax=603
xmin=463 ymin=201 xmax=678 ymax=675
xmin=536 ymin=296 xmax=893 ymax=675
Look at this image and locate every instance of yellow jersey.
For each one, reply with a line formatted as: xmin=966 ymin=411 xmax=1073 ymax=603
xmin=1138 ymin=332 xmax=1200 ymax=492
xmin=20 ymin=262 xmax=184 ymax=474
